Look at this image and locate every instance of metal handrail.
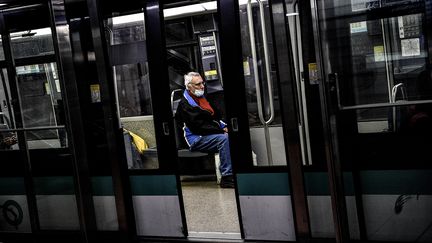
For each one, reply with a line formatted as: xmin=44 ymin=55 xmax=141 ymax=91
xmin=258 ymin=0 xmax=275 ymax=125
xmin=212 ymin=32 xmax=224 ymax=88
xmin=170 ymin=89 xmax=183 ymax=117
xmin=247 ymin=0 xmax=265 ymax=125
xmin=247 ymin=0 xmax=274 ymax=165
xmin=391 ymin=83 xmax=407 ymax=103
xmin=391 ymin=83 xmax=407 ymax=132
xmin=0 ymin=125 xmax=65 ymax=133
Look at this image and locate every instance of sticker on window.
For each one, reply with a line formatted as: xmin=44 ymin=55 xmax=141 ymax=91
xmin=90 ymin=84 xmax=101 ymax=103
xmin=374 ymin=46 xmax=384 ymax=62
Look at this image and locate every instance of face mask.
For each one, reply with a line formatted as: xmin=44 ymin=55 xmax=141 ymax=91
xmin=193 ymin=89 xmax=204 ymax=97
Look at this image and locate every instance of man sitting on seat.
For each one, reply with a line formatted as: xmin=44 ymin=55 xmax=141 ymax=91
xmin=175 ymin=72 xmax=234 ymax=188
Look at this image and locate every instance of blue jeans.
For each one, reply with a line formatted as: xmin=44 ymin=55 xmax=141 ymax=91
xmin=190 ymin=133 xmax=232 ymax=176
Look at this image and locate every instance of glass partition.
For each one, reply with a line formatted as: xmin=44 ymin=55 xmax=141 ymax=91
xmin=315 ymin=0 xmax=432 ymax=241
xmin=105 ymin=13 xmax=158 ymax=170
xmin=16 ymin=63 xmax=67 ymax=149
xmin=11 ymin=28 xmax=54 ymax=59
xmin=239 ymin=0 xmax=287 ymax=166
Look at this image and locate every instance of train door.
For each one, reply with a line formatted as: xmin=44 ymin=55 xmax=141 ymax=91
xmin=218 ymin=0 xmax=310 ymax=241
xmin=160 ymin=0 xmax=311 ymax=241
xmin=163 ymin=2 xmax=241 ymax=240
xmin=79 ymin=0 xmax=187 ymax=239
xmin=0 ymin=1 xmax=90 ymax=242
xmin=311 ymin=0 xmax=432 ymax=241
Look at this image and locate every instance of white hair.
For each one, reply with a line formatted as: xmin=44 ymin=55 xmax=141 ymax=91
xmin=184 ymin=72 xmax=201 ymax=90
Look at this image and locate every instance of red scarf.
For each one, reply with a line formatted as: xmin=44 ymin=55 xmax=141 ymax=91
xmin=189 ymin=91 xmax=214 ymax=115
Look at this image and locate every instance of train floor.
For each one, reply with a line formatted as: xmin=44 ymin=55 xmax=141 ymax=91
xmin=181 ymin=178 xmax=241 ymax=240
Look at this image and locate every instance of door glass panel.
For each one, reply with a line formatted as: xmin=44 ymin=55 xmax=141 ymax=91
xmin=0 ymin=2 xmax=79 ymax=234
xmin=350 ymin=13 xmax=429 ymax=132
xmin=318 ymin=0 xmax=431 ymax=133
xmin=105 ymin=13 xmax=158 ymax=170
xmin=316 ymin=0 xmax=432 ymax=241
xmin=239 ymin=0 xmax=287 ymax=166
xmin=16 ymin=63 xmax=67 ymax=149
xmin=11 ymin=28 xmax=54 ymax=59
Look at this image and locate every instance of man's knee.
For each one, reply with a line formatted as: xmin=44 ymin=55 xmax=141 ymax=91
xmin=216 ymin=133 xmax=229 ymax=148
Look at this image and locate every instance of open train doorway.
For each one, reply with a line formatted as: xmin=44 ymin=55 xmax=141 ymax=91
xmin=163 ymin=2 xmax=241 ymax=240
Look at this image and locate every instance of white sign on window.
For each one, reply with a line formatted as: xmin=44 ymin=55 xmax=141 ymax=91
xmin=401 ymin=38 xmax=420 ymax=57
xmin=350 ymin=21 xmax=367 ymax=34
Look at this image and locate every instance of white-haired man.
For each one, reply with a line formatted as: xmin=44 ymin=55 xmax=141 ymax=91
xmin=175 ymin=72 xmax=234 ymax=188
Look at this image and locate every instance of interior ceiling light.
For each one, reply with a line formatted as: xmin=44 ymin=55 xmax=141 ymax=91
xmin=112 ymin=2 xmax=217 ymax=25
xmin=164 ymin=4 xmax=205 ymax=19
xmin=112 ymin=13 xmax=144 ymax=25
xmin=10 ymin=28 xmax=51 ymax=40
xmin=112 ymin=0 xmax=268 ymax=25
xmin=238 ymin=0 xmax=268 ymax=4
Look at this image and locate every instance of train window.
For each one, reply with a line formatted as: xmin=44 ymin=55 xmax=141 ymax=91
xmin=165 ymin=19 xmax=194 ymax=45
xmin=239 ymin=0 xmax=287 ymax=166
xmin=105 ymin=13 xmax=158 ymax=170
xmin=16 ymin=63 xmax=67 ymax=149
xmin=108 ymin=14 xmax=146 ymax=45
xmin=326 ymin=5 xmax=430 ymax=133
xmin=10 ymin=28 xmax=54 ymax=59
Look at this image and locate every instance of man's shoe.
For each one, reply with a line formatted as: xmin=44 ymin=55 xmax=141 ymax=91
xmin=220 ymin=175 xmax=235 ymax=188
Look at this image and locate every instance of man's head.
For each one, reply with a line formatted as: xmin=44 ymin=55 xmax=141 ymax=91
xmin=184 ymin=72 xmax=205 ymax=97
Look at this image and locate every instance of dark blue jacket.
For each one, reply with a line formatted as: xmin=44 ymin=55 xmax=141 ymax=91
xmin=175 ymin=90 xmax=226 ymax=147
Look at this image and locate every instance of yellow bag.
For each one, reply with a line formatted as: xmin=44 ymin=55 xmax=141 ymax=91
xmin=125 ymin=129 xmax=148 ymax=154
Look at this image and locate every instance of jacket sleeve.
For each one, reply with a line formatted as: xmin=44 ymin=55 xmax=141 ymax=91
xmin=208 ymin=99 xmax=226 ymax=129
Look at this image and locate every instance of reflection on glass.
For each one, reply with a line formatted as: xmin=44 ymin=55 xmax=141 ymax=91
xmin=317 ymin=1 xmax=432 ymax=242
xmin=350 ymin=13 xmax=429 ymax=132
xmin=25 ymin=128 xmax=67 ymax=150
xmin=107 ymin=13 xmax=146 ymax=45
xmin=0 ymin=36 xmax=4 ymax=60
xmin=105 ymin=13 xmax=158 ymax=170
xmin=10 ymin=28 xmax=54 ymax=59
xmin=239 ymin=0 xmax=287 ymax=166
xmin=348 ymin=14 xmax=429 ymax=108
xmin=115 ymin=64 xmax=152 ymax=117
xmin=17 ymin=63 xmax=67 ymax=149
xmin=321 ymin=1 xmax=431 ymax=131
xmin=0 ymin=68 xmax=18 ymax=150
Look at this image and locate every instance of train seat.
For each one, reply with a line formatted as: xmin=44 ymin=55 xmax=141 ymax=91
xmin=121 ymin=111 xmax=220 ymax=183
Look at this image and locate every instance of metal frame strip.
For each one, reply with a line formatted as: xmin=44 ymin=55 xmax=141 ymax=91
xmin=309 ymin=0 xmax=351 ymax=242
xmin=0 ymin=11 xmax=40 ymax=234
xmin=85 ymin=0 xmax=137 ymax=240
xmin=268 ymin=0 xmax=311 ymax=238
xmin=49 ymin=0 xmax=98 ymax=242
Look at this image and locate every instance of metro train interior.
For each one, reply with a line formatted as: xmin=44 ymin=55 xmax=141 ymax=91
xmin=0 ymin=0 xmax=431 ymax=242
